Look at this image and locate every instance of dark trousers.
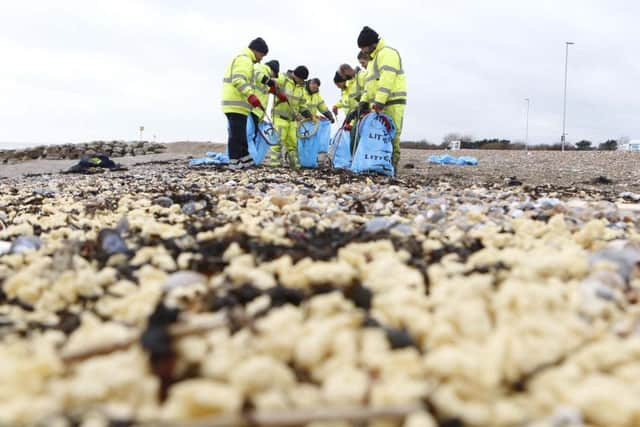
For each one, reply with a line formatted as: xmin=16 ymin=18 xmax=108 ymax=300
xmin=225 ymin=112 xmax=249 ymax=160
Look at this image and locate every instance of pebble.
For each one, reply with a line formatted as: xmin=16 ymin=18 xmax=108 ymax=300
xmin=97 ymin=229 xmax=129 ymax=256
xmin=619 ymin=192 xmax=640 ymax=201
xmin=9 ymin=235 xmax=42 ymax=254
xmin=0 ymin=240 xmax=11 ymax=255
xmin=269 ymin=196 xmax=290 ymax=209
xmin=181 ymin=201 xmax=206 ymax=215
xmin=164 ymin=271 xmax=207 ymax=291
xmin=550 ymin=406 xmax=584 ymax=427
xmin=153 ymin=196 xmax=174 ymax=208
xmin=537 ymin=197 xmax=561 ymax=209
xmin=33 ymin=188 xmax=55 ymax=197
xmin=510 ymin=209 xmax=524 ymax=218
xmin=364 ymin=217 xmax=396 ymax=234
xmin=590 ymin=244 xmax=640 ymax=281
xmin=391 ymin=223 xmax=413 ymax=237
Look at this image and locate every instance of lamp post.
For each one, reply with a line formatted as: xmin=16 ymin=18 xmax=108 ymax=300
xmin=561 ymin=41 xmax=575 ymax=152
xmin=524 ymin=98 xmax=530 ymax=152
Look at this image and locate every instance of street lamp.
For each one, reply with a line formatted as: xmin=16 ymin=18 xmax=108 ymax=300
xmin=561 ymin=41 xmax=575 ymax=152
xmin=524 ymin=98 xmax=530 ymax=152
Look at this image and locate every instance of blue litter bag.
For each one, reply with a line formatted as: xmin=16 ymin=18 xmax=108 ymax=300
xmin=317 ymin=119 xmax=332 ymax=153
xmin=189 ymin=152 xmax=229 ymax=166
xmin=427 ymin=154 xmax=478 ymax=165
xmin=350 ymin=113 xmax=396 ymax=176
xmin=246 ymin=117 xmax=279 ymax=165
xmin=297 ymin=120 xmax=321 ymax=168
xmin=457 ymin=156 xmax=478 ymax=165
xmin=328 ymin=128 xmax=352 ymax=169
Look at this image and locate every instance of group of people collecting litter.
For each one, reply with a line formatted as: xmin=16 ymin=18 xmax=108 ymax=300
xmin=221 ymin=26 xmax=407 ymax=175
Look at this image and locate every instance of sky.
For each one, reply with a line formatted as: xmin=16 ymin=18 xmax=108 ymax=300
xmin=1 ymin=0 xmax=639 ymax=148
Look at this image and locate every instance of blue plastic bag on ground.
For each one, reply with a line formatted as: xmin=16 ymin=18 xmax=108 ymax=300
xmin=428 ymin=154 xmax=478 ymax=165
xmin=246 ymin=117 xmax=279 ymax=165
xmin=189 ymin=152 xmax=229 ymax=166
xmin=457 ymin=156 xmax=478 ymax=165
xmin=328 ymin=128 xmax=352 ymax=169
xmin=350 ymin=113 xmax=396 ymax=176
xmin=298 ymin=120 xmax=321 ymax=168
xmin=317 ymin=119 xmax=332 ymax=153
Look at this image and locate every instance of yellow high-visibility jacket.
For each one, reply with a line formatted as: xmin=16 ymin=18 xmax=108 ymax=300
xmin=364 ymin=39 xmax=407 ymax=107
xmin=353 ymin=69 xmax=367 ymax=102
xmin=272 ymin=73 xmax=308 ymax=121
xmin=221 ymin=48 xmax=257 ymax=115
xmin=336 ymin=79 xmax=357 ymax=113
xmin=304 ymin=90 xmax=329 ymax=117
xmin=252 ymin=63 xmax=272 ymax=119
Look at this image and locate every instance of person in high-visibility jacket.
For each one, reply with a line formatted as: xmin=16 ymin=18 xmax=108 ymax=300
xmin=356 ymin=50 xmax=369 ymax=99
xmin=357 ymin=26 xmax=407 ymax=169
xmin=332 ymin=71 xmax=353 ymax=119
xmin=304 ymin=78 xmax=334 ymax=122
xmin=270 ymin=66 xmax=311 ymax=168
xmin=221 ymin=37 xmax=269 ymax=170
xmin=304 ymin=78 xmax=334 ymax=167
xmin=248 ymin=60 xmax=286 ymax=155
xmin=339 ymin=64 xmax=366 ymax=113
xmin=251 ymin=60 xmax=281 ymax=122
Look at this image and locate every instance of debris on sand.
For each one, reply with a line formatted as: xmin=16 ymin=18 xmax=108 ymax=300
xmin=0 ymin=163 xmax=639 ymax=426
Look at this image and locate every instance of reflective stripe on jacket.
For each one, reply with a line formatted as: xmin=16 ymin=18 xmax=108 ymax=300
xmin=364 ymin=39 xmax=407 ymax=106
xmin=252 ymin=63 xmax=272 ymax=119
xmin=304 ymin=90 xmax=329 ymax=117
xmin=271 ymin=73 xmax=307 ymax=121
xmin=336 ymin=79 xmax=358 ymax=113
xmin=221 ymin=48 xmax=256 ymax=115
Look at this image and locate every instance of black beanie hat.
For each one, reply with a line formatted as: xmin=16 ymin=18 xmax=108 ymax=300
xmin=293 ymin=65 xmax=309 ymax=80
xmin=265 ymin=60 xmax=280 ymax=74
xmin=334 ymin=71 xmax=347 ymax=84
xmin=357 ymin=26 xmax=379 ymax=48
xmin=309 ymin=78 xmax=321 ymax=86
xmin=248 ymin=37 xmax=269 ymax=54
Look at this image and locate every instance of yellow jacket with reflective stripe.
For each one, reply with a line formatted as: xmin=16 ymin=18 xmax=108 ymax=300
xmin=304 ymin=90 xmax=329 ymax=117
xmin=252 ymin=63 xmax=272 ymax=119
xmin=221 ymin=48 xmax=256 ymax=115
xmin=364 ymin=39 xmax=407 ymax=106
xmin=271 ymin=73 xmax=307 ymax=121
xmin=337 ymin=78 xmax=363 ymax=113
xmin=335 ymin=80 xmax=355 ymax=113
xmin=354 ymin=69 xmax=366 ymax=102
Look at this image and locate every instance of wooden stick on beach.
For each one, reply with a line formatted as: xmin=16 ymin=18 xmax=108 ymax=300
xmin=142 ymin=403 xmax=426 ymax=427
xmin=60 ymin=315 xmax=229 ymax=363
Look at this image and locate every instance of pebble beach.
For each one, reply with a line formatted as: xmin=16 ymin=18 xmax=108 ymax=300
xmin=1 ymin=144 xmax=640 ymax=426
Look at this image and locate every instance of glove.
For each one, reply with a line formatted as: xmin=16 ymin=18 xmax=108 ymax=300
xmin=345 ymin=110 xmax=357 ymax=123
xmin=332 ymin=105 xmax=339 ymax=116
xmin=277 ymin=92 xmax=288 ymax=103
xmin=248 ymin=94 xmax=263 ymax=109
xmin=357 ymin=101 xmax=370 ymax=114
xmin=373 ymin=102 xmax=384 ymax=113
xmin=343 ymin=123 xmax=353 ymax=131
xmin=323 ymin=111 xmax=335 ymax=123
xmin=301 ymin=109 xmax=312 ymax=119
xmin=378 ymin=115 xmax=392 ymax=132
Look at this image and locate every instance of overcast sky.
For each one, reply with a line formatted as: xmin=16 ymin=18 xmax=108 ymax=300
xmin=1 ymin=0 xmax=639 ymax=148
